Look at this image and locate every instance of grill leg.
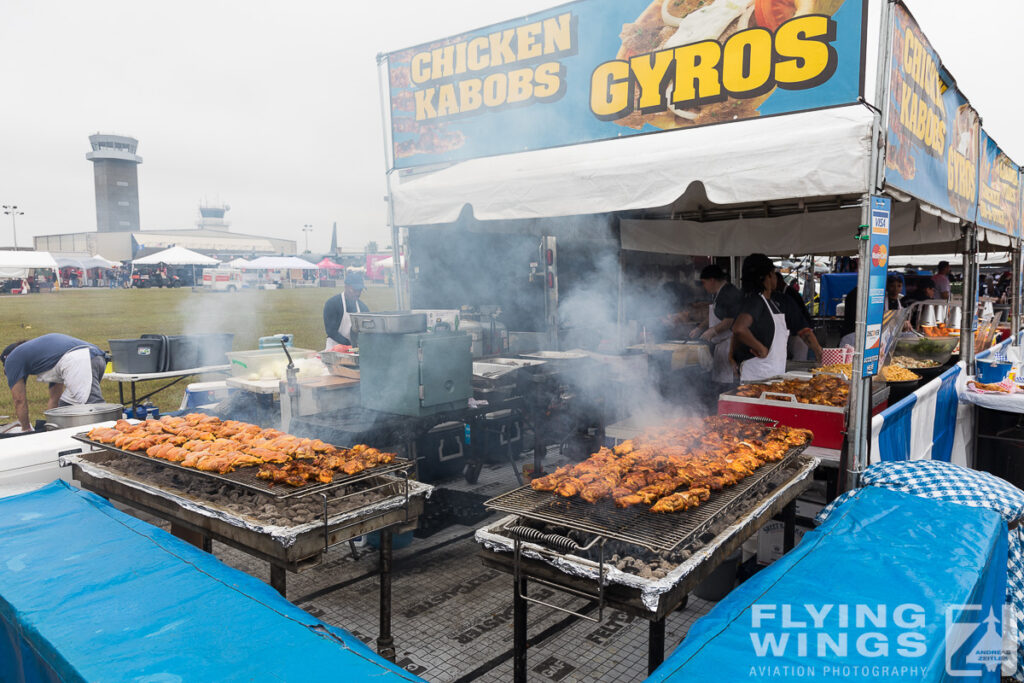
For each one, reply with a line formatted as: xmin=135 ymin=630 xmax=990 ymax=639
xmin=377 ymin=530 xmax=396 ymax=662
xmin=782 ymin=500 xmax=797 ymax=552
xmin=269 ymin=564 xmax=286 ymax=596
xmin=648 ymin=617 xmax=666 ymax=674
xmin=514 ymin=576 xmax=528 ymax=683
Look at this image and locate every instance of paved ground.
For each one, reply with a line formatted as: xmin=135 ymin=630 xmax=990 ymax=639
xmin=212 ymin=518 xmax=715 ymax=683
xmin=189 ymin=453 xmax=720 ymax=682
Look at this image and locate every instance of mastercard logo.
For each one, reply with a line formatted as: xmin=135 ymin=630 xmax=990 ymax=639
xmin=872 ymin=243 xmax=888 ymax=268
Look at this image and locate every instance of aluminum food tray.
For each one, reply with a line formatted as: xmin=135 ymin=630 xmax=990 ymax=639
xmin=485 ymin=415 xmax=807 ymax=554
xmin=71 ymin=434 xmax=413 ymax=500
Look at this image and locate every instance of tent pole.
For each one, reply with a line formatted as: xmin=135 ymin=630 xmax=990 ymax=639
xmin=845 ymin=198 xmax=874 ymax=492
xmin=961 ymin=224 xmax=978 ymax=374
xmin=377 ymin=51 xmax=405 ymax=310
xmin=1012 ymin=244 xmax=1022 ymax=344
xmin=846 ymin=0 xmax=896 ymax=491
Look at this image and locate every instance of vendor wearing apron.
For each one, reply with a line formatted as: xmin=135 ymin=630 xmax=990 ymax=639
xmin=690 ymin=264 xmax=742 ymax=383
xmin=731 ymin=254 xmax=789 ymax=383
xmin=323 ymin=271 xmax=370 ymax=350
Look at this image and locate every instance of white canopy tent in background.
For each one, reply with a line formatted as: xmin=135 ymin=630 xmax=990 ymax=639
xmin=888 ymin=253 xmax=1012 ymax=268
xmin=226 ymin=258 xmax=251 ymax=269
xmin=0 ymin=250 xmax=59 ymax=279
xmin=244 ymin=256 xmax=319 ymax=270
xmin=52 ymin=253 xmax=119 ymax=270
xmin=132 ymin=246 xmax=220 ymax=266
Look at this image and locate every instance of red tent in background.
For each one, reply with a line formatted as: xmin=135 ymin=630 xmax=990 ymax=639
xmin=316 ymin=257 xmax=344 ymax=272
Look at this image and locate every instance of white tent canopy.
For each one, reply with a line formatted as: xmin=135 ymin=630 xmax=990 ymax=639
xmin=245 ymin=256 xmax=319 ymax=270
xmin=53 ymin=252 xmax=119 ymax=269
xmin=226 ymin=258 xmax=251 ymax=269
xmin=133 ymin=246 xmax=219 ymax=266
xmin=0 ymin=250 xmax=59 ymax=279
xmin=888 ymin=253 xmax=1011 ymax=268
xmin=391 ymin=106 xmax=874 ymax=227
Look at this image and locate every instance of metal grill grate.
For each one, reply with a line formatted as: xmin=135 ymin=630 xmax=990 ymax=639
xmin=72 ymin=434 xmax=414 ymax=500
xmin=486 ymin=442 xmax=808 ymax=554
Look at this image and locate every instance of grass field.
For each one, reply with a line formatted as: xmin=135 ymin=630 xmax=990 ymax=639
xmin=0 ymin=285 xmax=395 ymax=423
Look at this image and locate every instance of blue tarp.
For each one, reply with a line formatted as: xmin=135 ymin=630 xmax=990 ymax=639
xmin=820 ymin=272 xmax=858 ymax=317
xmin=647 ymin=488 xmax=1008 ymax=682
xmin=0 ymin=481 xmax=425 ymax=683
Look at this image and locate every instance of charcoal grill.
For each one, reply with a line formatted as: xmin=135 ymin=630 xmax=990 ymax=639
xmin=477 ymin=418 xmax=817 ymax=682
xmin=71 ymin=433 xmax=414 ymax=500
xmin=486 ymin=439 xmax=807 ymax=555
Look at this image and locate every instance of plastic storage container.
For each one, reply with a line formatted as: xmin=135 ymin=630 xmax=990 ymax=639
xmin=415 ymin=421 xmax=466 ymax=483
xmin=142 ymin=334 xmax=200 ymax=371
xmin=109 ymin=338 xmax=163 ymax=374
xmin=194 ymin=333 xmax=235 ymax=366
xmin=226 ymin=347 xmax=318 ymax=379
xmin=479 ymin=410 xmax=523 ymax=464
xmin=977 ymin=360 xmax=1013 ymax=383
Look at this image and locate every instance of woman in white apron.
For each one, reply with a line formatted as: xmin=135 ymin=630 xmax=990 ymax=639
xmin=731 ymin=254 xmax=790 ymax=383
xmin=323 ymin=271 xmax=369 ymax=350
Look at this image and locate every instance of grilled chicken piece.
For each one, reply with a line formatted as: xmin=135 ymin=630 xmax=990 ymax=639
xmin=88 ymin=427 xmax=120 ymax=443
xmin=555 ymin=477 xmax=585 ymax=498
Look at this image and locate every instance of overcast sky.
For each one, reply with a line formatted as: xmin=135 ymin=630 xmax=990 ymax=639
xmin=1 ymin=0 xmax=1020 ymax=253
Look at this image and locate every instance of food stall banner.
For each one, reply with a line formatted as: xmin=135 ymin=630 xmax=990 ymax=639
xmin=884 ymin=3 xmax=980 ymax=224
xmin=977 ymin=130 xmax=1021 ymax=236
xmin=385 ymin=0 xmax=867 ymax=170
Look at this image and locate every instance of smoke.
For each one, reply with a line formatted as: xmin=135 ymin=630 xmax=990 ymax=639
xmin=554 ymin=248 xmax=710 ymax=431
xmin=404 ymin=213 xmax=716 ymax=429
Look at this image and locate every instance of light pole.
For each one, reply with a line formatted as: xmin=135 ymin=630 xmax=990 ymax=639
xmin=2 ymin=205 xmax=23 ymax=249
xmin=302 ymin=224 xmax=313 ymax=253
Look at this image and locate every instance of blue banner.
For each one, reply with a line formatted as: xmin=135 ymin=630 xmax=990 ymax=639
xmin=863 ymin=196 xmax=891 ymax=378
xmin=385 ymin=0 xmax=868 ymax=169
xmin=884 ymin=4 xmax=980 ymax=224
xmin=977 ymin=130 xmax=1021 ymax=236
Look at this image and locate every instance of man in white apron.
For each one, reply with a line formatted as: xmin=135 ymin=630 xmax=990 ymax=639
xmin=691 ymin=264 xmax=742 ymax=383
xmin=323 ymin=271 xmax=369 ymax=350
xmin=731 ymin=254 xmax=790 ymax=383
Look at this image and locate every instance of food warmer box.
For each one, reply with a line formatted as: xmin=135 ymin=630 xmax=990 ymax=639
xmin=717 ymin=374 xmax=889 ymax=450
xmin=353 ymin=312 xmax=473 ymax=417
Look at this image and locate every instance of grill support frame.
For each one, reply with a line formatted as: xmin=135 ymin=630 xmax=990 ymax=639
xmin=479 ymin=456 xmax=817 ymax=682
xmin=68 ymin=455 xmax=428 ymax=664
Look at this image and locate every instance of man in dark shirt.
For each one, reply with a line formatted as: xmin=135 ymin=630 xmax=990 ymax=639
xmin=771 ymin=273 xmax=822 ymax=362
xmin=2 ymin=333 xmax=106 ymax=432
xmin=690 ymin=264 xmax=743 ymax=383
xmin=690 ymin=264 xmax=742 ymax=342
xmin=323 ymin=271 xmax=370 ymax=349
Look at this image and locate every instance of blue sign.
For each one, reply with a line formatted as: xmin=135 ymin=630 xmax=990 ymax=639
xmin=385 ymin=0 xmax=868 ymax=169
xmin=863 ymin=196 xmax=891 ymax=377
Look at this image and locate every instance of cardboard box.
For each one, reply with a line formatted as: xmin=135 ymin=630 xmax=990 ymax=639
xmin=757 ymin=520 xmax=812 ymax=565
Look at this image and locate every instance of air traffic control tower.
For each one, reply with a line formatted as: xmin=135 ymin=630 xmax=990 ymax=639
xmin=86 ymin=133 xmax=142 ymax=232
